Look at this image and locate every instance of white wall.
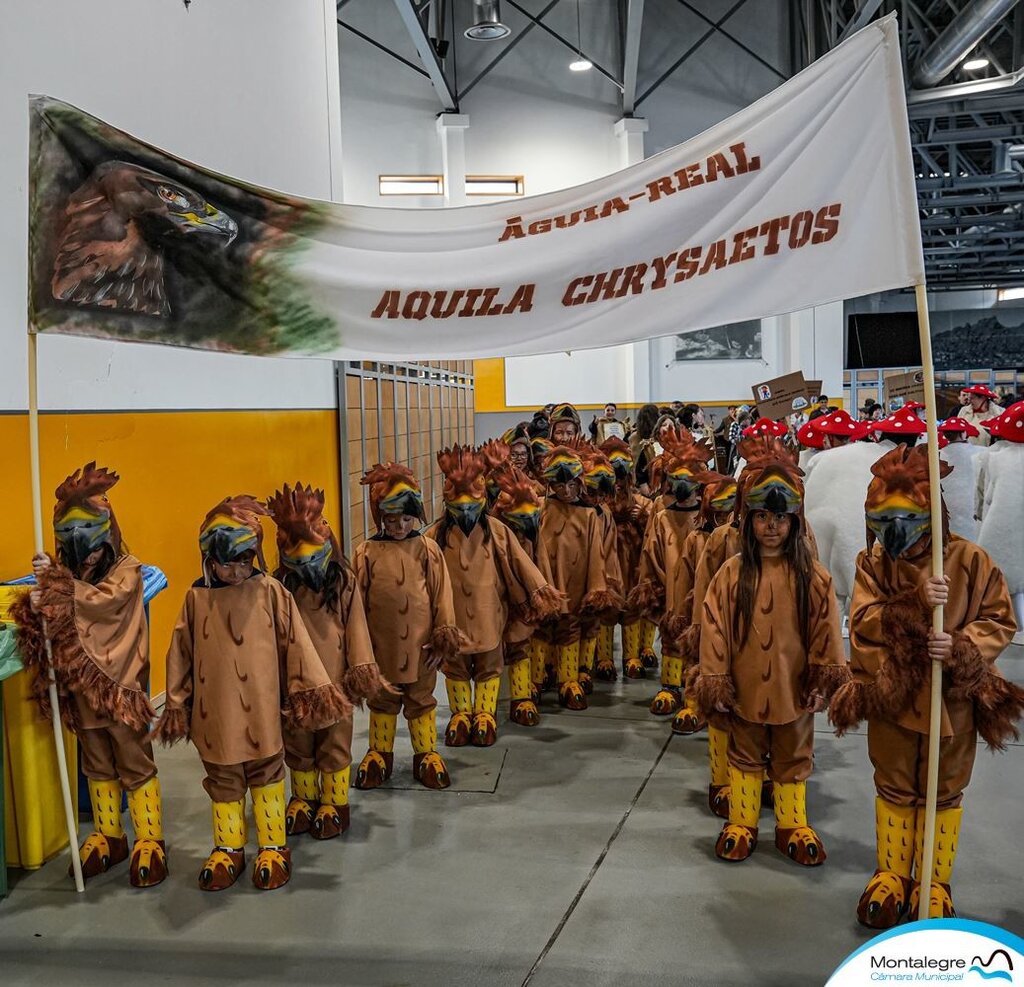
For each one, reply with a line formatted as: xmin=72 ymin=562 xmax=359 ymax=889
xmin=0 ymin=0 xmax=341 ymax=411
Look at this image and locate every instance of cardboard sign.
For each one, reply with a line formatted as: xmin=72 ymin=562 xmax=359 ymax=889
xmin=883 ymin=369 xmax=925 ymax=410
xmin=752 ymin=371 xmax=809 ymax=420
xmin=805 ymin=379 xmax=823 ymax=403
xmin=594 ymin=419 xmax=626 ymax=443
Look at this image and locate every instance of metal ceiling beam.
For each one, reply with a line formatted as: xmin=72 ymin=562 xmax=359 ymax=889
xmin=837 ymin=0 xmax=885 ymax=43
xmin=622 ymin=0 xmax=645 ymax=115
xmin=393 ymin=0 xmax=459 ymax=111
xmin=675 ymin=0 xmax=786 ymax=79
xmin=338 ymin=19 xmax=430 ymax=79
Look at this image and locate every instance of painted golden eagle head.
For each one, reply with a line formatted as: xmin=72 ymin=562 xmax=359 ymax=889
xmin=53 ymin=461 xmax=123 ymax=567
xmin=361 ymin=462 xmax=424 ymax=530
xmin=694 ymin=470 xmax=738 ymax=527
xmin=478 ymin=438 xmax=511 ymax=503
xmin=735 ymin=438 xmax=803 ymax=521
xmin=267 ymin=483 xmax=339 ymax=588
xmin=572 ymin=439 xmax=616 ymax=498
xmin=199 ymin=495 xmax=268 ymax=568
xmin=492 ymin=464 xmax=544 ymax=540
xmin=658 ymin=426 xmax=712 ymax=499
xmin=437 ymin=445 xmax=488 ymax=535
xmin=51 ymin=160 xmax=238 ymax=317
xmin=598 ymin=436 xmax=633 ymax=481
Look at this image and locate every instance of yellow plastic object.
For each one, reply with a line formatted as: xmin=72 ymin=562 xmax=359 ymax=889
xmin=473 ymin=678 xmax=500 ymax=715
xmin=875 ymin=798 xmax=916 ymax=877
xmin=445 ymin=679 xmax=472 ymax=714
xmin=661 ymin=655 xmax=684 ymax=688
xmin=320 ymin=767 xmax=350 ymax=807
xmin=212 ymin=798 xmax=246 ymax=851
xmin=508 ymin=658 xmax=531 ymax=701
xmin=408 ymin=711 xmax=437 ymax=754
xmin=708 ymin=725 xmax=730 ymax=787
xmin=251 ymin=781 xmax=287 ymax=848
xmin=772 ymin=781 xmax=807 ymax=829
xmin=369 ymin=712 xmax=397 ymax=753
xmin=729 ymin=767 xmax=763 ymax=828
xmin=126 ymin=777 xmax=163 ymax=842
xmin=2 ymin=667 xmax=78 ymax=869
xmin=290 ymin=768 xmax=319 ymax=802
xmin=89 ymin=778 xmax=125 ymax=839
xmin=0 ymin=586 xmax=28 ymax=625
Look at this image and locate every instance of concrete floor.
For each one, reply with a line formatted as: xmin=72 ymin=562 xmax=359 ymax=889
xmin=1 ymin=643 xmax=1021 ymax=987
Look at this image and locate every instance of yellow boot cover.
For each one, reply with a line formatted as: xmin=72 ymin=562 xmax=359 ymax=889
xmin=286 ymin=769 xmax=319 ymax=836
xmin=445 ymin=679 xmax=473 ymax=747
xmin=622 ymin=621 xmax=644 ymax=679
xmin=595 ymin=624 xmax=616 ymax=681
xmin=357 ymin=711 xmax=398 ymax=789
xmin=773 ymin=781 xmax=826 ymax=866
xmin=529 ymin=637 xmax=549 ymax=695
xmin=472 ymin=678 xmax=501 ymax=746
xmin=639 ymin=619 xmax=658 ymax=669
xmin=650 ymin=655 xmax=684 ymax=715
xmin=409 ymin=710 xmax=438 ymax=754
xmin=706 ymin=726 xmax=731 ymax=818
xmin=557 ymin=641 xmax=588 ymax=710
xmin=313 ymin=768 xmax=351 ymax=840
xmin=199 ymin=798 xmax=246 ymax=892
xmin=509 ymin=658 xmax=540 ymax=726
xmin=369 ymin=711 xmax=398 ymax=752
xmin=715 ymin=767 xmax=761 ymax=861
xmin=909 ymin=807 xmax=961 ymax=920
xmin=578 ymin=636 xmax=597 ymax=694
xmin=672 ymin=665 xmax=707 ymax=734
xmin=77 ymin=778 xmax=129 ymax=880
xmin=251 ymin=781 xmax=291 ymax=891
xmin=127 ymin=776 xmax=167 ymax=888
xmin=858 ymin=799 xmax=916 ymax=929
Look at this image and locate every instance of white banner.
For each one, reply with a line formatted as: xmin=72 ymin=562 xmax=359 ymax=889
xmin=29 ymin=14 xmax=922 ymax=361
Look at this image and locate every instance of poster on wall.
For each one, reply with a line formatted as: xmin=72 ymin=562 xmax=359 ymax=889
xmin=673 ymin=320 xmax=762 ymax=361
xmin=883 ymin=368 xmax=926 ymax=409
xmin=26 ymin=15 xmax=924 ymax=361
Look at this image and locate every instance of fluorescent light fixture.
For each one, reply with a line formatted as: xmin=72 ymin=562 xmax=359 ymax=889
xmin=962 ymin=57 xmax=990 ymax=71
xmin=997 ymin=286 xmax=1024 ymax=301
xmin=569 ymin=58 xmax=592 ymax=71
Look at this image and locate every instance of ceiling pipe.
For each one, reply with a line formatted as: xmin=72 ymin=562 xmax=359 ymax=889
xmin=913 ymin=0 xmax=1019 ymax=88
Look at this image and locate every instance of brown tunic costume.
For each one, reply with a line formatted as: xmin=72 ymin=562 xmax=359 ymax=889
xmin=609 ymin=488 xmax=651 ymax=622
xmin=535 ymin=498 xmax=617 ymax=644
xmin=286 ymin=579 xmax=376 ymax=774
xmin=699 ymin=555 xmax=847 ymax=782
xmin=162 ymin=574 xmax=345 ymax=800
xmin=14 ymin=555 xmax=157 ymax=790
xmin=836 ymin=536 xmax=1017 ymax=808
xmin=353 ymin=533 xmax=459 ymax=719
xmin=634 ymin=506 xmax=699 ymax=625
xmin=425 ymin=518 xmax=552 ymax=681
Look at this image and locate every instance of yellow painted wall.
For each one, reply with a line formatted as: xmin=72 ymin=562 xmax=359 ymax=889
xmin=0 ymin=409 xmax=341 ymax=697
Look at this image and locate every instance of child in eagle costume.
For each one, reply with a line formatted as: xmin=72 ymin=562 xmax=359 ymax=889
xmin=15 ymin=463 xmax=166 ymax=888
xmin=156 ymin=495 xmax=349 ymax=891
xmin=696 ymin=442 xmax=849 ymax=866
xmin=830 ymin=444 xmax=1021 ymax=927
xmin=268 ymin=483 xmax=389 ymax=841
xmin=352 ymin=463 xmax=463 ymax=790
xmin=426 ymin=445 xmax=561 ymax=747
xmin=628 ymin=426 xmax=713 ymax=709
xmin=534 ymin=445 xmax=622 ymax=711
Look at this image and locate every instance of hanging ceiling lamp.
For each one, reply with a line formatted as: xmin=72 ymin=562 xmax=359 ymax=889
xmin=569 ymin=0 xmax=592 ymax=71
xmin=465 ymin=0 xmax=511 ymax=41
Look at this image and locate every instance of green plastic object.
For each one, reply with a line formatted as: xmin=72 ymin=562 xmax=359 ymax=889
xmin=0 ymin=624 xmax=23 ymax=899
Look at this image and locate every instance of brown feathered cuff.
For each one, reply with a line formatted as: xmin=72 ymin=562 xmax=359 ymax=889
xmin=805 ymin=662 xmax=852 ymax=704
xmin=517 ymin=585 xmax=567 ymax=625
xmin=430 ymin=625 xmax=468 ymax=663
xmin=828 ymin=680 xmax=866 ymax=735
xmin=973 ymin=673 xmax=1024 ymax=752
xmin=626 ymin=579 xmax=663 ymax=619
xmin=879 ymin=588 xmax=930 ymax=662
xmin=343 ymin=662 xmax=394 ymax=707
xmin=284 ymin=682 xmax=352 ymax=730
xmin=11 ymin=564 xmax=155 ymax=733
xmin=660 ymin=613 xmax=690 ymax=655
xmin=944 ymin=633 xmax=987 ymax=699
xmin=694 ymin=673 xmax=736 ymax=717
xmin=149 ymin=705 xmax=191 ymax=746
xmin=581 ymin=589 xmax=624 ymax=618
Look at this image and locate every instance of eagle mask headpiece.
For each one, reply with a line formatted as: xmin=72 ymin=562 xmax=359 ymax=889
xmin=736 ymin=437 xmax=802 ymax=521
xmin=199 ymin=495 xmax=269 ymax=575
xmin=659 ymin=426 xmax=713 ymax=501
xmin=693 ymin=470 xmax=738 ymax=529
xmin=267 ymin=483 xmax=340 ymax=590
xmin=437 ymin=445 xmax=488 ymax=536
xmin=492 ymin=464 xmax=544 ymax=541
xmin=573 ymin=439 xmax=616 ymax=499
xmin=599 ymin=436 xmax=634 ymax=483
xmin=478 ymin=439 xmax=511 ymax=504
xmin=865 ymin=445 xmax=950 ymax=559
xmin=53 ymin=462 xmax=123 ymax=571
xmin=361 ymin=463 xmax=426 ymax=531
